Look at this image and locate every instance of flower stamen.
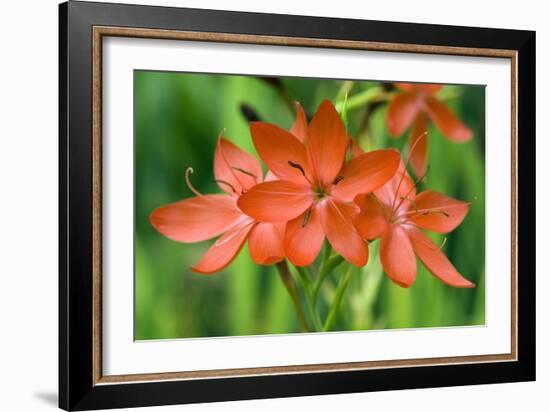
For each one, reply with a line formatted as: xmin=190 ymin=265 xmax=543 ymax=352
xmin=410 ymin=233 xmax=448 ymax=251
xmin=288 ymin=160 xmax=306 ymax=177
xmin=185 ymin=167 xmax=205 ymax=197
xmin=217 ymin=130 xmax=252 ymax=191
xmin=302 ymin=209 xmax=311 ymax=227
xmin=390 ymin=131 xmax=428 ymax=212
xmin=215 ymin=179 xmax=237 ymax=194
xmin=391 ymin=168 xmax=428 ymax=216
xmin=403 ymin=203 xmax=466 ymax=218
xmin=288 ymin=160 xmax=314 ymax=186
xmin=333 ymin=175 xmax=345 ymax=185
xmin=401 ymin=196 xmax=418 ymax=213
xmin=231 ymin=166 xmax=257 ymax=180
xmin=421 ymin=209 xmax=450 ymax=217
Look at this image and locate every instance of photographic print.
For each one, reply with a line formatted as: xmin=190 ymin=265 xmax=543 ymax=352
xmin=135 ymin=72 xmax=485 ymax=340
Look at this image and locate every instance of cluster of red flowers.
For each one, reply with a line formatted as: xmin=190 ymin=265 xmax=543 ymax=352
xmin=151 ymin=97 xmax=474 ymax=289
xmin=386 ymin=83 xmax=473 ymax=176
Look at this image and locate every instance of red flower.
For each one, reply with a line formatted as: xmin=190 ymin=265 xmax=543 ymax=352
xmin=386 ymin=83 xmax=473 ymax=176
xmin=150 ymin=138 xmax=285 ymax=274
xmin=237 ymin=100 xmax=400 ymax=267
xmin=354 ymin=162 xmax=475 ymax=288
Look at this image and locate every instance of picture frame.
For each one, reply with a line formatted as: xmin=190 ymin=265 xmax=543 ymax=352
xmin=59 ymin=1 xmax=535 ymax=410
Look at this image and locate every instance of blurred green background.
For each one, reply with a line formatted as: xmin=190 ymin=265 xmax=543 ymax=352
xmin=134 ymin=70 xmax=485 ymax=340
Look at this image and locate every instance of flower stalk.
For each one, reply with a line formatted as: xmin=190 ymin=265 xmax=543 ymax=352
xmin=293 ymin=265 xmax=323 ymax=331
xmin=323 ymin=264 xmax=354 ymax=331
xmin=312 ymin=244 xmax=344 ymax=304
xmin=275 ymin=261 xmax=310 ymax=332
xmin=335 ymin=87 xmax=390 ymax=113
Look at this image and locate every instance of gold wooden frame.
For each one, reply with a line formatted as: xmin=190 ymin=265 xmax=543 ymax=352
xmin=92 ymin=26 xmax=518 ymax=385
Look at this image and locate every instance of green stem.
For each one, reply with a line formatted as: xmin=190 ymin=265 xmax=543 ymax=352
xmin=313 ymin=253 xmax=344 ymax=303
xmin=323 ymin=265 xmax=354 ymax=332
xmin=350 ymin=240 xmax=384 ymax=330
xmin=335 ymin=87 xmax=390 ymax=112
xmin=322 ymin=240 xmax=332 ymax=264
xmin=295 ymin=266 xmax=323 ymax=331
xmin=313 ymin=242 xmax=332 ymax=296
xmin=295 ymin=265 xmax=312 ymax=290
xmin=336 ymin=80 xmax=354 ymax=102
xmin=276 ymin=261 xmax=310 ymax=332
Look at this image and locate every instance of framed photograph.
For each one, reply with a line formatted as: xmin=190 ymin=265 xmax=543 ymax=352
xmin=59 ymin=1 xmax=535 ymax=410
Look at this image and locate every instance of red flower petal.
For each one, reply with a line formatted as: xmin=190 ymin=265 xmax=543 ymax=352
xmin=284 ymin=204 xmax=325 ymax=266
xmin=306 ymin=100 xmax=347 ymax=186
xmin=395 ymin=83 xmax=415 ymax=92
xmin=320 ymin=199 xmax=368 ymax=267
xmin=386 ymin=92 xmax=421 ymax=136
xmin=331 ymin=149 xmax=401 ymax=202
xmin=191 ymin=220 xmax=254 ymax=274
xmin=407 ymin=227 xmax=475 ymax=288
xmin=250 ymin=122 xmax=312 ymax=185
xmin=290 ymin=101 xmax=308 ymax=143
xmin=408 ymin=190 xmax=469 ymax=233
xmin=415 ymin=84 xmax=443 ymax=94
xmin=396 ymin=83 xmax=442 ymax=94
xmin=408 ymin=113 xmax=429 ymax=177
xmin=354 ymin=193 xmax=388 ymax=240
xmin=237 ymin=180 xmax=314 ymax=222
xmin=214 ymin=138 xmax=262 ymax=194
xmin=380 ymin=224 xmax=417 ymax=287
xmin=424 ymin=96 xmax=473 ymax=142
xmin=150 ymin=195 xmax=245 ymax=243
xmin=248 ymin=222 xmax=286 ymax=265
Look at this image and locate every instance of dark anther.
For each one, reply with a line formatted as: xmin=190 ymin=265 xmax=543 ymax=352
xmin=231 ymin=167 xmax=257 ymax=179
xmin=302 ymin=209 xmax=311 ymax=228
xmin=215 ymin=179 xmax=237 ymax=194
xmin=422 ymin=210 xmax=450 ymax=217
xmin=288 ymin=160 xmax=307 ymax=178
xmin=240 ymin=103 xmax=261 ymax=123
xmin=333 ymin=175 xmax=345 ymax=185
